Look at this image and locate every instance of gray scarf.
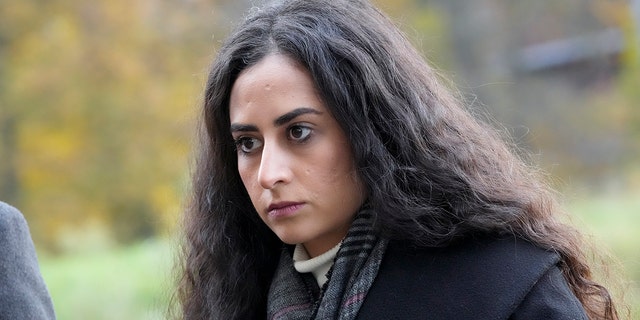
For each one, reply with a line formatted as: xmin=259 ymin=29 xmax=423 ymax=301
xmin=267 ymin=210 xmax=388 ymax=320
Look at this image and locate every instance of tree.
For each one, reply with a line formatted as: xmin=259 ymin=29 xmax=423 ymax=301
xmin=1 ymin=0 xmax=230 ymax=251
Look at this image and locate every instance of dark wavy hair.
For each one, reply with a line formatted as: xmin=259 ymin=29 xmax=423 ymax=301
xmin=176 ymin=0 xmax=619 ymax=318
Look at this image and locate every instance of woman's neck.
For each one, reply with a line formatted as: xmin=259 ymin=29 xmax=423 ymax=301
xmin=293 ymin=242 xmax=342 ymax=287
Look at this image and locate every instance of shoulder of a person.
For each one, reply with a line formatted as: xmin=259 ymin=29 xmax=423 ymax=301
xmin=359 ymin=235 xmax=561 ymax=319
xmin=0 ymin=200 xmax=26 ymax=221
xmin=0 ymin=201 xmax=30 ymax=241
xmin=382 ymin=234 xmax=560 ymax=288
xmin=387 ymin=234 xmax=559 ymax=272
xmin=0 ymin=201 xmax=57 ymax=320
xmin=0 ymin=200 xmax=40 ymax=267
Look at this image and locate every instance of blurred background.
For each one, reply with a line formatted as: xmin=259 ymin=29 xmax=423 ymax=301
xmin=1 ymin=0 xmax=638 ymax=318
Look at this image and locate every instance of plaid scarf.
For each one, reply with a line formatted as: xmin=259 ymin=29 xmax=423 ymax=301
xmin=267 ymin=210 xmax=388 ymax=320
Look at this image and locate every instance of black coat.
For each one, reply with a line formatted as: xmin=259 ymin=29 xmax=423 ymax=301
xmin=0 ymin=202 xmax=56 ymax=319
xmin=356 ymin=236 xmax=587 ymax=320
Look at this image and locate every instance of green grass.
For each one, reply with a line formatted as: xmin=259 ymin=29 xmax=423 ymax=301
xmin=38 ymin=193 xmax=639 ymax=319
xmin=569 ymin=192 xmax=640 ymax=318
xmin=40 ymin=240 xmax=175 ymax=320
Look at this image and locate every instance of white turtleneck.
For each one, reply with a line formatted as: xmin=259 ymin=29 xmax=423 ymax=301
xmin=293 ymin=242 xmax=341 ymax=287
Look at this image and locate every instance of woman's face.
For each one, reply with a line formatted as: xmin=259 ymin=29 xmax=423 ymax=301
xmin=229 ymin=54 xmax=365 ymax=257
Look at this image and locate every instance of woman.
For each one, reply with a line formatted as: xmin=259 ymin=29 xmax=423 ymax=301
xmin=176 ymin=0 xmax=619 ymax=319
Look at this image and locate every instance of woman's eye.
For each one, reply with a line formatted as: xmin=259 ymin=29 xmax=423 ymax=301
xmin=235 ymin=137 xmax=262 ymax=154
xmin=288 ymin=125 xmax=312 ymax=142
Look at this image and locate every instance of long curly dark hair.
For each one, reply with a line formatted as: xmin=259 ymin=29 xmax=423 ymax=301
xmin=176 ymin=0 xmax=619 ymax=318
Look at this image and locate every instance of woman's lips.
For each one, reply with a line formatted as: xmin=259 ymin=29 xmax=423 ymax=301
xmin=267 ymin=202 xmax=305 ymax=218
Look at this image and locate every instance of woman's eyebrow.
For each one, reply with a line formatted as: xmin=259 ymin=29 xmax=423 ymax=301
xmin=230 ymin=107 xmax=322 ymax=133
xmin=273 ymin=107 xmax=322 ymax=126
xmin=230 ymin=123 xmax=258 ymax=133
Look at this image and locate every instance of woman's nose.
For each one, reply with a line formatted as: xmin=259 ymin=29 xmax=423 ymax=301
xmin=257 ymin=142 xmax=293 ymax=189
